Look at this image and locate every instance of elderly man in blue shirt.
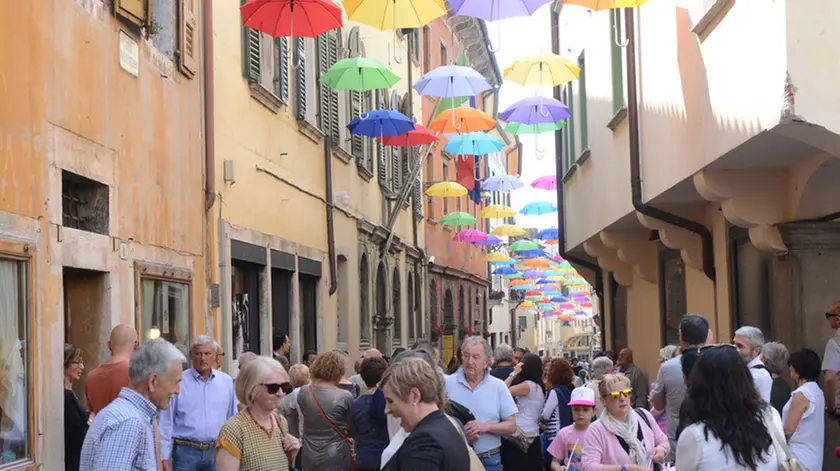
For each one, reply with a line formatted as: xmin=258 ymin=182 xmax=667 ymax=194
xmin=445 ymin=336 xmax=517 ymax=471
xmin=160 ymin=335 xmax=237 ymax=471
xmin=80 ymin=339 xmax=186 ymax=471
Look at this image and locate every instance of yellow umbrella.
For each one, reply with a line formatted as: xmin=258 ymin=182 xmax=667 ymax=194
xmin=492 ymin=224 xmax=527 ymax=237
xmin=485 ymin=252 xmax=512 ymax=263
xmin=429 ymin=107 xmax=497 ymax=134
xmin=343 ymin=0 xmax=447 ymax=30
xmin=519 ymin=300 xmax=536 ymax=309
xmin=563 ymin=0 xmax=649 ymax=10
xmin=503 ymin=53 xmax=580 ymax=87
xmin=425 ymin=181 xmax=467 ymax=197
xmin=479 ymin=205 xmax=517 ymax=219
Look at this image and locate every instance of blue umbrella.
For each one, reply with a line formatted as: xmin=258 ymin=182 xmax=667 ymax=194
xmin=347 ymin=109 xmax=415 ymax=138
xmin=474 ymin=234 xmax=504 ymax=246
xmin=490 ymin=259 xmax=516 ymax=265
xmin=550 ymin=296 xmax=569 ymax=302
xmin=482 ymin=174 xmax=524 ymax=192
xmin=500 ymin=97 xmax=571 ymax=124
xmin=510 ymin=284 xmax=532 ymax=290
xmin=520 ymin=201 xmax=558 ymax=215
xmin=413 ymin=65 xmax=492 ymax=98
xmin=536 ymin=279 xmax=553 ymax=285
xmin=536 ymin=228 xmax=559 ymax=240
xmin=517 ymin=249 xmax=546 ymax=258
xmin=444 ymin=132 xmax=505 ymax=156
xmin=492 ymin=266 xmax=518 ymax=275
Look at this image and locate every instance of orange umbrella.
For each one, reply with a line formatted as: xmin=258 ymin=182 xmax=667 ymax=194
xmin=429 ymin=107 xmax=497 ymax=133
xmin=543 ymin=239 xmax=559 ymax=245
xmin=524 ymin=258 xmax=550 ymax=268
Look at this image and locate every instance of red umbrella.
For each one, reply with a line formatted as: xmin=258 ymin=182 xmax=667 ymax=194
xmin=377 ymin=125 xmax=439 ymax=147
xmin=241 ymin=0 xmax=343 ymax=38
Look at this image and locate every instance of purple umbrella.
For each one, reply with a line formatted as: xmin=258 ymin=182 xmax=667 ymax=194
xmin=522 ymin=270 xmax=546 ymax=279
xmin=500 ymin=96 xmax=570 ymax=126
xmin=449 ymin=0 xmax=553 ymax=21
xmin=482 ymin=174 xmax=524 ymax=192
xmin=473 ymin=235 xmax=503 ymax=246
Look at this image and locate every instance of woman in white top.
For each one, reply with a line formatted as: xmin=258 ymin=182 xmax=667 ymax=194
xmin=783 ymin=348 xmax=824 ymax=471
xmin=676 ymin=345 xmax=780 ymax=471
xmin=503 ymin=353 xmax=545 ymax=470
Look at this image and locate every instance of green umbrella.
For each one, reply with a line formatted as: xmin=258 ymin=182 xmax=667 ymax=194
xmin=508 ymin=239 xmax=540 ymax=252
xmin=505 ymin=273 xmax=523 ymax=279
xmin=503 ymin=120 xmax=566 ymax=135
xmin=439 ymin=212 xmax=477 ymax=226
xmin=319 ymin=57 xmax=401 ymax=91
xmin=565 ymin=278 xmax=586 ymax=286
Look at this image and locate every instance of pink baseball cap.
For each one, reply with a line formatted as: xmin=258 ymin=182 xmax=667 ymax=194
xmin=567 ymin=387 xmax=596 ymax=407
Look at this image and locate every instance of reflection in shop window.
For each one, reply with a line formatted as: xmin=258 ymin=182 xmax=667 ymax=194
xmin=140 ymin=278 xmax=191 ymax=358
xmin=0 ymin=258 xmax=29 ymax=465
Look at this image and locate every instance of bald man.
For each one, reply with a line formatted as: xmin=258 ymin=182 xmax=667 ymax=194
xmin=348 ymin=348 xmax=382 ymax=394
xmin=616 ymin=348 xmax=649 ymax=409
xmin=84 ymin=324 xmax=139 ymax=413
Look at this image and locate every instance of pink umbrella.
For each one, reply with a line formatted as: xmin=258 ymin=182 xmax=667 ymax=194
xmin=531 ymin=175 xmax=557 ymax=190
xmin=453 ymin=229 xmax=489 ymax=243
xmin=553 ymin=254 xmax=565 ymax=262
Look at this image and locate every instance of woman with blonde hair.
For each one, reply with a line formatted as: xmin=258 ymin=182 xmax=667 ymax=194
xmin=216 ymin=356 xmax=300 ymax=471
xmin=381 ymin=357 xmax=470 ymax=471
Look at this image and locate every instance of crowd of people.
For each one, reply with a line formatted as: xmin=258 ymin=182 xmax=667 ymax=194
xmin=60 ymin=304 xmax=840 ymax=470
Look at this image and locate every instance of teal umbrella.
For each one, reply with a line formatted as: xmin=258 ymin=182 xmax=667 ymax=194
xmin=320 ymin=57 xmax=401 ymax=91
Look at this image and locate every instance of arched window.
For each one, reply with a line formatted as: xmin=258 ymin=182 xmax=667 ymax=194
xmin=430 ymin=279 xmax=439 ymax=327
xmin=392 ymin=267 xmax=402 ymax=345
xmin=443 ymin=287 xmax=454 ymax=325
xmin=468 ymin=285 xmax=473 ymax=329
xmin=407 ymin=274 xmax=415 ymax=340
xmin=360 ymin=254 xmax=370 ymax=345
xmin=376 ymin=263 xmax=387 ymax=322
xmin=458 ymin=285 xmax=465 ymax=328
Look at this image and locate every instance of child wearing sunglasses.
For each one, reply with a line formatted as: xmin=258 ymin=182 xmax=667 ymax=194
xmin=547 ymin=388 xmax=596 ymax=471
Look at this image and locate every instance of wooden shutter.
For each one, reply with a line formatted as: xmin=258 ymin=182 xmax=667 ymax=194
xmin=413 ymin=175 xmax=423 ymax=219
xmin=351 ymin=90 xmax=364 ymax=161
xmin=295 ymin=37 xmax=307 ymax=120
xmin=376 ymin=90 xmax=388 ymax=187
xmin=241 ymin=0 xmax=260 ymax=82
xmin=317 ymin=34 xmax=331 ymax=133
xmin=115 ymin=0 xmax=147 ymax=26
xmin=179 ymin=0 xmax=198 ymax=78
xmin=392 ymin=146 xmax=402 ymax=191
xmin=277 ymin=37 xmax=290 ymax=103
xmin=328 ymin=32 xmax=341 ymax=144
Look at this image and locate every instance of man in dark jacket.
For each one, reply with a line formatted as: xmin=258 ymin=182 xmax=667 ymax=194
xmin=616 ymin=348 xmax=649 ymax=409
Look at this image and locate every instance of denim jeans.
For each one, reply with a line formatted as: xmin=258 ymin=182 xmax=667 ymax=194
xmin=172 ymin=444 xmax=216 ymax=471
xmin=480 ymin=452 xmax=502 ymax=471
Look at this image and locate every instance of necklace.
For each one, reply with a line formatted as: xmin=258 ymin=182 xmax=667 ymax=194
xmin=247 ymin=408 xmax=276 ymax=439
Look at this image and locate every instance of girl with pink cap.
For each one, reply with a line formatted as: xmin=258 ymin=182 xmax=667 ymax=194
xmin=547 ymin=387 xmax=597 ymax=471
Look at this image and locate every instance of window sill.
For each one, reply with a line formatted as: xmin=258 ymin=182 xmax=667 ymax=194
xmin=577 ymin=148 xmax=591 ymax=166
xmin=332 ymin=145 xmax=353 ymax=165
xmin=298 ymin=119 xmax=324 ymax=144
xmin=250 ymin=83 xmax=287 ymax=114
xmin=562 ymin=164 xmax=578 ymax=183
xmin=443 ymin=226 xmax=452 ymax=232
xmin=356 ymin=163 xmax=374 ymax=182
xmin=427 ymin=218 xmax=438 ymax=225
xmin=607 ymin=106 xmax=628 ymax=131
xmin=692 ymin=0 xmax=734 ymax=42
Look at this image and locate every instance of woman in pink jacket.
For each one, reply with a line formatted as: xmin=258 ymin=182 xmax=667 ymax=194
xmin=581 ymin=373 xmax=669 ymax=471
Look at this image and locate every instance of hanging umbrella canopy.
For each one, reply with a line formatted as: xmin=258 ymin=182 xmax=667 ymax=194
xmin=347 ymin=110 xmax=414 ymax=137
xmin=482 ymin=174 xmax=524 ymax=192
xmin=320 ymin=57 xmax=400 ymax=91
xmin=544 ymin=270 xmax=564 ymax=277
xmin=378 ymin=125 xmax=438 ymax=147
xmin=517 ymin=249 xmax=547 ymax=258
xmin=563 ymin=0 xmax=649 ymax=10
xmin=492 ymin=266 xmax=518 ymax=276
xmin=524 ymin=258 xmax=550 ymax=268
xmin=521 ymin=270 xmax=545 ymax=279
xmin=536 ymin=227 xmax=559 ymax=240
xmin=453 ymin=229 xmax=488 ymax=242
xmin=532 ymin=175 xmax=557 ymax=191
xmin=444 ymin=132 xmax=505 ymax=156
xmin=343 ymin=0 xmax=447 ymax=29
xmin=448 ymin=0 xmax=553 ymax=21
xmin=525 ymin=290 xmax=542 ymax=297
xmin=413 ymin=65 xmax=492 ymax=97
xmin=506 ymin=273 xmax=523 ymax=279
xmin=510 ymin=285 xmax=532 ymax=291
xmin=565 ymin=278 xmax=587 ymax=286
xmin=520 ymin=201 xmax=558 ymax=215
xmin=509 ymin=279 xmax=529 ymax=286
xmin=439 ymin=212 xmax=477 ymax=226
xmin=491 ymin=258 xmax=516 ymax=266
xmin=550 ymin=296 xmax=569 ymax=303
xmin=503 ymin=120 xmax=566 ymax=135
xmin=479 ymin=205 xmax=517 ymax=218
xmin=557 ymin=302 xmax=576 ymax=310
xmin=429 ymin=107 xmax=497 ymax=133
xmin=503 ymin=53 xmax=581 ymax=87
xmin=500 ymin=97 xmax=571 ymax=124
xmin=553 ymin=254 xmax=565 ymax=262
xmin=492 ymin=224 xmax=526 ymax=237
xmin=473 ymin=234 xmax=504 ymax=246
xmin=485 ymin=252 xmax=512 ymax=262
xmin=558 ymin=261 xmax=573 ymax=269
xmin=519 ymin=300 xmax=536 ymax=309
xmin=240 ymin=0 xmax=343 ymax=37
xmin=509 ymin=239 xmax=540 ymax=252
xmin=425 ymin=181 xmax=467 ymax=197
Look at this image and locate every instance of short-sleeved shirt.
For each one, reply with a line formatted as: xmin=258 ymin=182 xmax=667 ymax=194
xmin=216 ymin=410 xmax=290 ymax=471
xmin=822 ymin=329 xmax=840 ymax=406
xmin=547 ymin=425 xmax=587 ymax=470
xmin=84 ymin=360 xmax=131 ymax=413
xmin=652 ymin=355 xmax=686 ymax=461
xmin=444 ymin=368 xmax=518 ymax=454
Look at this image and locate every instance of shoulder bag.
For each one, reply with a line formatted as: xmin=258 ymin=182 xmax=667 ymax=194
xmin=765 ymin=407 xmax=804 ymax=471
xmin=308 ymin=386 xmax=356 ymax=471
xmin=446 ymin=415 xmax=486 ymax=471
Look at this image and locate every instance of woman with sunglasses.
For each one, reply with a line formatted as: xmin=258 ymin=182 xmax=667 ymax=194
xmin=676 ymin=345 xmax=781 ymax=470
xmin=581 ymin=373 xmax=668 ymax=471
xmin=216 ymin=356 xmax=300 ymax=471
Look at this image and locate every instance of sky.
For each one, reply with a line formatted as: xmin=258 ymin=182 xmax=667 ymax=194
xmin=487 ymin=7 xmax=559 ymax=231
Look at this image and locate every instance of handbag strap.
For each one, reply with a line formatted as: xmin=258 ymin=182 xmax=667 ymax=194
xmin=765 ymin=407 xmax=792 ymax=465
xmin=307 ymin=386 xmax=352 ymax=446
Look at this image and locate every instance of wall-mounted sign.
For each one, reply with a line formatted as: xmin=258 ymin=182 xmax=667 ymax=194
xmin=119 ymin=31 xmax=139 ymax=77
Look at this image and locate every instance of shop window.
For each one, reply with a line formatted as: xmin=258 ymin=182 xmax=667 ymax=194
xmin=659 ymin=249 xmax=686 ymax=346
xmin=232 ymin=262 xmax=262 ymax=360
xmin=0 ymin=255 xmax=29 ymax=465
xmin=138 ymin=267 xmax=191 ymax=357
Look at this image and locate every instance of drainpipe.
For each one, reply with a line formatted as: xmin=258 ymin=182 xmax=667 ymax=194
xmin=550 ymin=9 xmax=604 ymax=300
xmin=202 ymin=0 xmax=215 ymax=211
xmin=407 ymin=31 xmax=419 ymax=249
xmin=624 ymin=8 xmax=716 ymax=286
xmin=324 ymin=135 xmax=338 ymax=295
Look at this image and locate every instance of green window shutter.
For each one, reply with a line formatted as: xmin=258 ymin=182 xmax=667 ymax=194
xmin=277 ymin=37 xmax=290 ymax=103
xmin=294 ymin=37 xmax=306 ymax=120
xmin=317 ymin=34 xmax=331 ymax=133
xmin=328 ymin=32 xmax=341 ymax=144
xmin=376 ymin=91 xmax=388 ymax=187
xmin=413 ymin=176 xmax=423 ymax=219
xmin=610 ymin=10 xmax=625 ymax=113
xmin=243 ymin=29 xmax=261 ymax=82
xmin=578 ymin=51 xmax=587 ymax=150
xmin=392 ymin=146 xmax=402 ymax=190
xmin=351 ymin=91 xmax=364 ymax=161
xmin=365 ymin=92 xmax=374 ymax=173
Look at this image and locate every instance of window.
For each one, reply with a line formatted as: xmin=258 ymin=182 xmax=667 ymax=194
xmin=561 ymin=86 xmax=575 ymax=173
xmin=243 ymin=18 xmax=290 ymax=110
xmin=439 ymin=41 xmax=447 ymax=67
xmin=609 ymin=9 xmax=625 ymax=114
xmin=400 ymin=28 xmax=419 ymax=63
xmin=317 ymin=31 xmax=342 ymax=143
xmin=138 ymin=270 xmax=191 ymax=355
xmin=376 ymin=90 xmax=391 ymax=189
xmin=0 ymin=255 xmax=29 ymax=465
xmin=578 ymin=51 xmax=588 ymax=151
xmin=659 ymin=248 xmax=686 ymax=346
xmin=425 ymin=162 xmax=434 ymax=219
xmin=363 ymin=91 xmax=375 ymax=174
xmin=422 ymin=26 xmax=432 ymax=74
xmin=442 ymin=160 xmax=449 ymax=214
xmin=62 ymin=170 xmax=109 ymax=235
xmin=117 ymin=0 xmax=197 ymax=77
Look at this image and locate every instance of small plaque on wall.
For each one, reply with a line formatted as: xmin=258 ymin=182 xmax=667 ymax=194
xmin=119 ymin=31 xmax=139 ymax=77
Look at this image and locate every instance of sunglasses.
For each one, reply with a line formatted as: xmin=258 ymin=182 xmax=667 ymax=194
xmin=607 ymin=388 xmax=632 ymax=399
xmin=826 ymin=312 xmax=840 ymax=319
xmin=262 ymin=382 xmax=292 ymax=395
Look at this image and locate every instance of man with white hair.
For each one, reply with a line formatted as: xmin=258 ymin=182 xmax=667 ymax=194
xmin=489 ymin=344 xmax=515 ymax=380
xmin=80 ymin=339 xmax=186 ymax=470
xmin=160 ymin=336 xmax=236 ymax=471
xmin=734 ymin=326 xmax=773 ymax=402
